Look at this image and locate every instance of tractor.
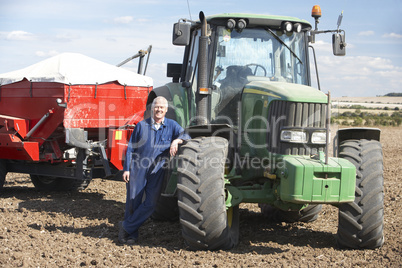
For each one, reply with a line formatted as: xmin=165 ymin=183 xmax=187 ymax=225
xmin=148 ymin=6 xmax=384 ymax=250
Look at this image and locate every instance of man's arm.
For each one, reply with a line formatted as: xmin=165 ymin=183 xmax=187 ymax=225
xmin=170 ymin=139 xmax=184 ymax=156
xmin=169 ymin=120 xmax=191 ymax=157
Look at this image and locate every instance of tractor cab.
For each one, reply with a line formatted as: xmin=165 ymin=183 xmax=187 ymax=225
xmin=211 ymin=23 xmax=310 ymax=126
xmin=169 ymin=13 xmax=312 ymax=128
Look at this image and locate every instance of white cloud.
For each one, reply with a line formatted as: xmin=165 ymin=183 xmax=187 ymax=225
xmin=54 ymin=32 xmax=81 ymax=42
xmin=113 ymin=16 xmax=134 ymax=24
xmin=310 ymin=40 xmax=332 ymax=54
xmin=382 ymin=33 xmax=402 ymax=39
xmin=314 ymin=55 xmax=402 ymax=96
xmin=136 ymin=18 xmax=150 ymax=23
xmin=365 ymin=56 xmax=394 ymax=69
xmin=358 ymin=31 xmax=374 ymax=36
xmin=6 ymin=31 xmax=35 ymax=41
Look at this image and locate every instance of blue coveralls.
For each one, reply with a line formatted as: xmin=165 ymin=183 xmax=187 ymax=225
xmin=122 ymin=117 xmax=190 ymax=239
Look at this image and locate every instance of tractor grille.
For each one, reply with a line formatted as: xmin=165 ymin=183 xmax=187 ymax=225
xmin=267 ymin=101 xmax=328 ymax=155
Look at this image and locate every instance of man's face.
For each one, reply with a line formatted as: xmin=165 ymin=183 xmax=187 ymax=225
xmin=152 ymin=99 xmax=168 ymax=122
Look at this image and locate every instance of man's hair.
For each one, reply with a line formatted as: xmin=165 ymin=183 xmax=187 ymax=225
xmin=152 ymin=96 xmax=168 ymax=108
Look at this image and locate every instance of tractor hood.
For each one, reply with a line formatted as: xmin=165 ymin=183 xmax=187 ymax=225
xmin=244 ymin=80 xmax=328 ymax=103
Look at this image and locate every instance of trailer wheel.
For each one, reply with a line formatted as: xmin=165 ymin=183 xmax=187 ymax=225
xmin=0 ymin=160 xmax=7 ymax=189
xmin=259 ymin=204 xmax=322 ymax=223
xmin=177 ymin=137 xmax=239 ymax=250
xmin=30 ymin=175 xmax=90 ymax=192
xmin=337 ymin=139 xmax=384 ymax=249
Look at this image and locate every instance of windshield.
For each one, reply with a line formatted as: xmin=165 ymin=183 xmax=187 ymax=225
xmin=213 ymin=27 xmax=308 ymax=85
xmin=211 ymin=27 xmax=308 ymax=125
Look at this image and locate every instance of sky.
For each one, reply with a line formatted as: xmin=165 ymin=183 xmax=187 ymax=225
xmin=0 ymin=0 xmax=401 ymax=97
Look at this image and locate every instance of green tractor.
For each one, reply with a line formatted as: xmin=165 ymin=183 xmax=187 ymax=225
xmin=148 ymin=6 xmax=384 ymax=250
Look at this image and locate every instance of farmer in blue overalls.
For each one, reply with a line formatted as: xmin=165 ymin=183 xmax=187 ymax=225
xmin=118 ymin=96 xmax=190 ymax=245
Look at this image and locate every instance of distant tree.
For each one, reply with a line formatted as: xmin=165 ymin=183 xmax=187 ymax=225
xmin=353 ymin=117 xmax=363 ymax=126
xmin=380 ymin=119 xmax=389 ymax=126
xmin=365 ymin=119 xmax=373 ymax=126
xmin=380 ymin=112 xmax=389 ymax=117
xmin=384 ymin=92 xmax=402 ymax=97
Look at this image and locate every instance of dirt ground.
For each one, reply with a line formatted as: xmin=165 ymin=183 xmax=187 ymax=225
xmin=0 ymin=126 xmax=401 ymax=267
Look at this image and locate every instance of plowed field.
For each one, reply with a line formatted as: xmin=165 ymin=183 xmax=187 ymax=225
xmin=1 ymin=127 xmax=400 ymax=267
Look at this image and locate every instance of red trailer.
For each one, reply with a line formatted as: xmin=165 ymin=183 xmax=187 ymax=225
xmin=0 ymin=53 xmax=152 ymax=191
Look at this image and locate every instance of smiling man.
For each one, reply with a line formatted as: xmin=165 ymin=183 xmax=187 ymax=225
xmin=118 ymin=96 xmax=190 ymax=245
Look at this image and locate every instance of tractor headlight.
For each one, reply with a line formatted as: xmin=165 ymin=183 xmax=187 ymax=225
xmin=293 ymin=23 xmax=302 ymax=33
xmin=282 ymin=21 xmax=293 ymax=32
xmin=311 ymin=131 xmax=328 ymax=144
xmin=281 ymin=130 xmax=307 ymax=143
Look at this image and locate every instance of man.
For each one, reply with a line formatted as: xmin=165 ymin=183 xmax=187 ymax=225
xmin=118 ymin=96 xmax=190 ymax=245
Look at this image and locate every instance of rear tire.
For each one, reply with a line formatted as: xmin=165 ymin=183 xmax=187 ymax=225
xmin=177 ymin=137 xmax=239 ymax=250
xmin=337 ymin=139 xmax=384 ymax=249
xmin=30 ymin=175 xmax=90 ymax=191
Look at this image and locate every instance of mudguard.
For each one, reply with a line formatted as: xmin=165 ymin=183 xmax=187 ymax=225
xmin=334 ymin=127 xmax=381 ymax=156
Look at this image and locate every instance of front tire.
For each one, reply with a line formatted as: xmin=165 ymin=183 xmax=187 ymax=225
xmin=337 ymin=139 xmax=384 ymax=249
xmin=177 ymin=137 xmax=239 ymax=250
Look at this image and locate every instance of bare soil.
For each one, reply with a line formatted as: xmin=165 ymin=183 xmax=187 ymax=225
xmin=0 ymin=127 xmax=401 ymax=267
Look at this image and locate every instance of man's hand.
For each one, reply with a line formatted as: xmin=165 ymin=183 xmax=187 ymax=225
xmin=122 ymin=171 xmax=130 ymax=183
xmin=170 ymin=139 xmax=183 ymax=157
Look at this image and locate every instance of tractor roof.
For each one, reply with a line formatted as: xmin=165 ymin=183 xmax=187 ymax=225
xmin=204 ymin=13 xmax=312 ymax=30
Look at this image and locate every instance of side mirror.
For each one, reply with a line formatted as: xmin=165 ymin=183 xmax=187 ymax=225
xmin=172 ymin=22 xmax=190 ymax=46
xmin=332 ymin=33 xmax=346 ymax=56
xmin=167 ymin=63 xmax=182 ymax=82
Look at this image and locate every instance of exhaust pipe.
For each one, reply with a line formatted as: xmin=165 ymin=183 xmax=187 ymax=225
xmin=325 ymin=91 xmax=331 ymax=165
xmin=196 ymin=11 xmax=209 ymax=126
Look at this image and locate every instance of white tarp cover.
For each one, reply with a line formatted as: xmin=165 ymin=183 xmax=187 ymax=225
xmin=0 ymin=52 xmax=153 ymax=87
